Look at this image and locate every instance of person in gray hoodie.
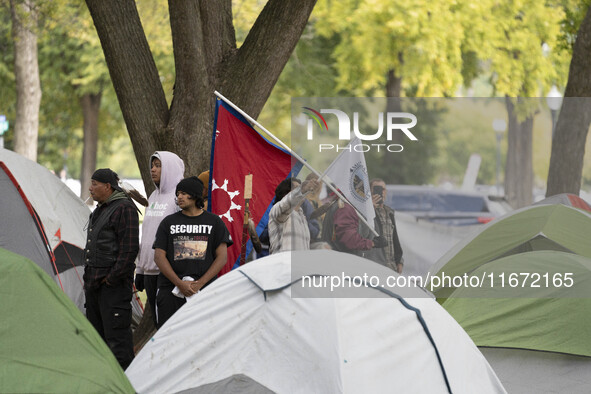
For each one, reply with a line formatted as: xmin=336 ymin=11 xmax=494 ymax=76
xmin=135 ymin=151 xmax=185 ymax=325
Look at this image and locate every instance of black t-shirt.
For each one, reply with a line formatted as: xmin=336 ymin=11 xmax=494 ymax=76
xmin=153 ymin=210 xmax=232 ymax=288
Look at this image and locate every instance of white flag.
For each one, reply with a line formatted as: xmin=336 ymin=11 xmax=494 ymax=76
xmin=323 ymin=137 xmax=375 ymax=231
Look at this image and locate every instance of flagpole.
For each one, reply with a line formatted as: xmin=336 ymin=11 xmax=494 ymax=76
xmin=213 ymin=91 xmax=378 ymax=236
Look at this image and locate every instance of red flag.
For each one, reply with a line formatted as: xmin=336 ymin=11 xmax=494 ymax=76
xmin=209 ymin=99 xmax=296 ymax=275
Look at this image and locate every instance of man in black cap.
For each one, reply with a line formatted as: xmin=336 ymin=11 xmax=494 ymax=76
xmin=84 ymin=168 xmax=139 ymax=369
xmin=153 ymin=176 xmax=232 ymax=328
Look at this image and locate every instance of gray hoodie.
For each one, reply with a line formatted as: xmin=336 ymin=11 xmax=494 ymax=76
xmin=136 ymin=151 xmax=185 ymax=275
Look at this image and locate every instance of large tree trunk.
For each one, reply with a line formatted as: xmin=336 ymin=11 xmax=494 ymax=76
xmin=79 ymin=92 xmax=102 ymax=203
xmin=504 ymin=97 xmax=533 ymax=209
xmin=10 ymin=0 xmax=41 ymax=161
xmin=85 ymin=0 xmax=317 ymax=196
xmin=84 ymin=0 xmax=169 ymax=196
xmin=386 ymin=67 xmax=402 ymax=111
xmin=86 ymin=0 xmax=316 ymax=347
xmin=546 ymin=6 xmax=591 ymax=196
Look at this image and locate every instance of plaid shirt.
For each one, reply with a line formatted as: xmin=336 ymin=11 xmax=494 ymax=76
xmin=375 ymin=204 xmax=403 ymax=264
xmin=268 ymin=187 xmax=310 ymax=254
xmin=84 ymin=198 xmax=139 ymax=291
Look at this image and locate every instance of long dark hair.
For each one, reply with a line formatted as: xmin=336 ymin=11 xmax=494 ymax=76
xmin=273 ymin=177 xmax=301 ymax=204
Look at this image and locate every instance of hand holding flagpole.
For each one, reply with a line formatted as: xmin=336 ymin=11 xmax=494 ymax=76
xmin=213 ymin=91 xmax=378 ymax=237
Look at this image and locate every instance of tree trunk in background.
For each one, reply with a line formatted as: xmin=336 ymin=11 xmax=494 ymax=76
xmin=382 ymin=64 xmax=405 ymax=183
xmin=504 ymin=97 xmax=533 ymax=209
xmin=85 ymin=0 xmax=317 ymax=196
xmin=79 ymin=92 xmax=102 ymax=203
xmin=386 ymin=68 xmax=402 ymax=109
xmin=546 ymin=6 xmax=591 ymax=196
xmin=10 ymin=0 xmax=41 ymax=161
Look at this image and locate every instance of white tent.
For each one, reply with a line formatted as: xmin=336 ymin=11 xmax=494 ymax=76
xmin=0 ymin=148 xmax=90 ymax=311
xmin=126 ymin=250 xmax=505 ymax=393
xmin=0 ymin=148 xmax=143 ymax=323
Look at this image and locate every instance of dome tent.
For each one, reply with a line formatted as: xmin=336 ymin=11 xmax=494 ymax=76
xmin=428 ymin=204 xmax=591 ymax=298
xmin=534 ymin=193 xmax=591 ymax=212
xmin=426 ymin=202 xmax=591 ymax=393
xmin=440 ymin=251 xmax=591 ymax=393
xmin=0 ymin=247 xmax=134 ymax=393
xmin=126 ymin=250 xmax=505 ymax=393
xmin=0 ymin=148 xmax=144 ymax=323
xmin=0 ymin=148 xmax=91 ymax=310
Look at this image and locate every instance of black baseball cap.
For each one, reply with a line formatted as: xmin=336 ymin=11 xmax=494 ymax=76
xmin=91 ymin=168 xmax=123 ymax=192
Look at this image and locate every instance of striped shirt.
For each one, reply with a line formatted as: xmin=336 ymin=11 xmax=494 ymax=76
xmin=268 ymin=187 xmax=310 ymax=254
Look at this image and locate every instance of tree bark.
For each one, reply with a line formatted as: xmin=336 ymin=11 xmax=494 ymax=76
xmin=79 ymin=92 xmax=102 ymax=203
xmin=220 ymin=0 xmax=317 ymax=117
xmin=85 ymin=0 xmax=317 ymax=195
xmin=382 ymin=67 xmax=405 ymax=183
xmin=10 ymin=0 xmax=41 ymax=161
xmin=504 ymin=97 xmax=533 ymax=209
xmin=386 ymin=66 xmax=402 ymax=113
xmin=85 ymin=0 xmax=169 ymax=195
xmin=546 ymin=6 xmax=591 ymax=196
xmin=385 ymin=52 xmax=404 ymax=105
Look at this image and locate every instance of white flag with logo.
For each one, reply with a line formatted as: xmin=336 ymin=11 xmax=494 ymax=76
xmin=323 ymin=137 xmax=375 ymax=231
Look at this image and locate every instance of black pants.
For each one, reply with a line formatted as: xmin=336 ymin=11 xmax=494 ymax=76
xmin=156 ymin=286 xmax=186 ymax=328
xmin=85 ymin=284 xmax=134 ymax=370
xmin=144 ymin=274 xmax=159 ymax=326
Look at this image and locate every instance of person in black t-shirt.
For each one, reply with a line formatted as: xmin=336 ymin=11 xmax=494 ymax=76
xmin=153 ymin=176 xmax=232 ymax=328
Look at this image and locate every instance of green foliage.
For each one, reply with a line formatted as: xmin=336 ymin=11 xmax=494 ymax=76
xmin=259 ymin=25 xmax=342 ymax=144
xmin=0 ymin=0 xmax=136 ymax=176
xmin=476 ymin=0 xmax=568 ymax=96
xmin=314 ymin=0 xmax=465 ymax=96
xmin=0 ymin=2 xmax=15 ymax=136
xmin=233 ymin=0 xmax=266 ymax=45
xmin=3 ymin=0 xmax=587 ymax=190
xmin=557 ymin=0 xmax=591 ymax=52
xmin=436 ymin=99 xmax=506 ymax=186
xmin=366 ymin=99 xmax=442 ymax=184
xmin=35 ymin=1 xmax=124 ymax=176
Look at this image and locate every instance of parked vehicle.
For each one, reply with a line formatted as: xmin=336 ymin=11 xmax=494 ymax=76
xmin=385 ymin=185 xmax=511 ymax=226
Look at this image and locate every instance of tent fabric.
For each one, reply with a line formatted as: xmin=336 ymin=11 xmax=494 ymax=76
xmin=0 ymin=247 xmax=134 ymax=393
xmin=176 ymin=374 xmax=275 ymax=394
xmin=479 ymin=348 xmax=591 ymax=394
xmin=0 ymin=149 xmax=89 ymax=266
xmin=126 ymin=250 xmax=505 ymax=394
xmin=425 ymin=203 xmax=591 ymax=393
xmin=535 ymin=193 xmax=591 ymax=212
xmin=438 ymin=250 xmax=591 ymax=393
xmin=441 ymin=251 xmax=591 ymax=357
xmin=0 ymin=148 xmax=90 ymax=311
xmin=0 ymin=149 xmax=143 ymax=322
xmin=428 ymin=204 xmax=591 ymax=296
xmin=0 ymin=166 xmax=53 ymax=273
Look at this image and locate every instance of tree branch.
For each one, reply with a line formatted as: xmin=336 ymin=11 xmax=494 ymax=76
xmin=165 ymin=0 xmax=214 ymax=175
xmin=168 ymin=1 xmax=208 ymax=100
xmin=85 ymin=0 xmax=169 ymax=189
xmin=199 ymin=0 xmax=236 ymax=74
xmin=220 ymin=0 xmax=317 ymax=118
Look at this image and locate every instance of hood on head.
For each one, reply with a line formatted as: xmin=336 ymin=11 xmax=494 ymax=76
xmin=151 ymin=151 xmax=185 ymax=194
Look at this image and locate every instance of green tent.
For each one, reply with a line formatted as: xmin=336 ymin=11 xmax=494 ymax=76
xmin=440 ymin=251 xmax=591 ymax=393
xmin=441 ymin=251 xmax=591 ymax=355
xmin=0 ymin=247 xmax=134 ymax=393
xmin=428 ymin=204 xmax=591 ymax=297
